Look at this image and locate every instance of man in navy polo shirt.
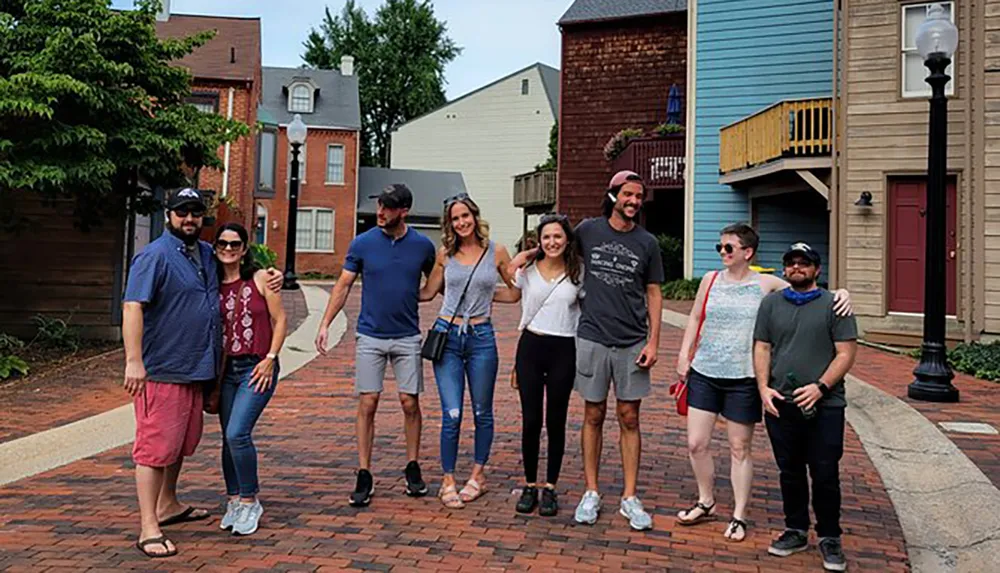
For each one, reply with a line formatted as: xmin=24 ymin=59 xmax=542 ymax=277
xmin=315 ymin=183 xmax=436 ymax=507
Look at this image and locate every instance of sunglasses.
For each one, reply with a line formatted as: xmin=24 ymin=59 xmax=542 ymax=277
xmin=715 ymin=243 xmax=742 ymax=255
xmin=539 ymin=212 xmax=569 ymax=225
xmin=173 ymin=208 xmax=205 ymax=218
xmin=215 ymin=239 xmax=244 ymax=250
xmin=443 ymin=192 xmax=470 ymax=206
xmin=784 ymin=259 xmax=815 ymax=269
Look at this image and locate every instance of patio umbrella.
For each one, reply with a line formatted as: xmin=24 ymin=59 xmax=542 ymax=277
xmin=666 ymin=84 xmax=681 ymax=124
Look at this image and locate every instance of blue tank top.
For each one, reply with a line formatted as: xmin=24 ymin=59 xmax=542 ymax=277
xmin=439 ymin=241 xmax=498 ymax=323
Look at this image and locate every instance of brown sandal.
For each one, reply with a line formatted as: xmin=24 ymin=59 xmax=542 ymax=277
xmin=439 ymin=484 xmax=465 ymax=509
xmin=136 ymin=536 xmax=177 ymax=558
xmin=676 ymin=500 xmax=716 ymax=525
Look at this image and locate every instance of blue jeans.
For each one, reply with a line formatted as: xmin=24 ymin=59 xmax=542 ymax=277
xmin=219 ymin=355 xmax=278 ymax=497
xmin=431 ymin=319 xmax=499 ymax=474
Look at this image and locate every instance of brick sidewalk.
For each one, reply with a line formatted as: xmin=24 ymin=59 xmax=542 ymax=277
xmin=0 ymin=289 xmax=309 ymax=445
xmin=0 ymin=292 xmax=908 ymax=572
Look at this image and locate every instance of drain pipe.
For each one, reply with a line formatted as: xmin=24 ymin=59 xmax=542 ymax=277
xmin=222 ymin=86 xmax=235 ymax=197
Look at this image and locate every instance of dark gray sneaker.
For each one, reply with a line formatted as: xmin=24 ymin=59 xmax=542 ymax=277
xmin=349 ymin=469 xmax=374 ymax=507
xmin=404 ymin=461 xmax=428 ymax=497
xmin=768 ymin=529 xmax=809 ymax=557
xmin=819 ymin=537 xmax=847 ymax=571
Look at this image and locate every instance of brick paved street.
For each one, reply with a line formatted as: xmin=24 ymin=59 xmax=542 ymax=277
xmin=0 ymin=291 xmax=908 ymax=572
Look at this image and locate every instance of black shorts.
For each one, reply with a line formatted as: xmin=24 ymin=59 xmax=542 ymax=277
xmin=687 ymin=369 xmax=762 ymax=424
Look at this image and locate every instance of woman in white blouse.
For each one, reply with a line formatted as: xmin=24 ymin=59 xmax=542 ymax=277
xmin=495 ymin=213 xmax=583 ymax=517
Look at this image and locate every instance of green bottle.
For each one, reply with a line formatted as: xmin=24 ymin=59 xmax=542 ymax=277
xmin=787 ymin=372 xmax=816 ymax=420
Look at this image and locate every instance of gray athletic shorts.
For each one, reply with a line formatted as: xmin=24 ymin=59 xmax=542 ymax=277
xmin=574 ymin=337 xmax=651 ymax=402
xmin=355 ymin=333 xmax=424 ymax=395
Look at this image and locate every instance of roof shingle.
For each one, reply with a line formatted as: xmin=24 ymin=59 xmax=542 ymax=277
xmin=558 ymin=0 xmax=686 ymax=25
xmin=260 ymin=67 xmax=361 ymax=131
xmin=155 ymin=14 xmax=261 ymax=82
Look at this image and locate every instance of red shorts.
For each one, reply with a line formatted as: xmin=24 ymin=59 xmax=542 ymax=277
xmin=132 ymin=380 xmax=204 ymax=467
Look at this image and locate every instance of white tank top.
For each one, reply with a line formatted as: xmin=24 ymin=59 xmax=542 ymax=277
xmin=690 ymin=273 xmax=765 ymax=379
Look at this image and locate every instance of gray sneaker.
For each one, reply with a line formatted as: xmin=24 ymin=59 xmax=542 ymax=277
xmin=219 ymin=499 xmax=240 ymax=530
xmin=574 ymin=490 xmax=601 ymax=525
xmin=768 ymin=529 xmax=809 ymax=557
xmin=231 ymin=500 xmax=263 ymax=536
xmin=819 ymin=537 xmax=847 ymax=571
xmin=619 ymin=496 xmax=653 ymax=531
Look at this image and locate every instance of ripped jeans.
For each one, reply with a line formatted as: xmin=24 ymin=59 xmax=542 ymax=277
xmin=431 ymin=318 xmax=499 ymax=474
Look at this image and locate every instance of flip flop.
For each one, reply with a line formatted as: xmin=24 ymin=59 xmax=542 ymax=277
xmin=676 ymin=500 xmax=716 ymax=526
xmin=458 ymin=478 xmax=486 ymax=503
xmin=158 ymin=506 xmax=210 ymax=527
xmin=136 ymin=536 xmax=177 ymax=558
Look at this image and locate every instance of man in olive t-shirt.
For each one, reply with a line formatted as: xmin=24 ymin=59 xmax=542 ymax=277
xmin=753 ymin=242 xmax=857 ymax=572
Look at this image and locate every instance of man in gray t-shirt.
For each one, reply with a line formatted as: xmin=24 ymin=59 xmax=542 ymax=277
xmin=572 ymin=170 xmax=664 ymax=531
xmin=752 ymin=242 xmax=857 ymax=571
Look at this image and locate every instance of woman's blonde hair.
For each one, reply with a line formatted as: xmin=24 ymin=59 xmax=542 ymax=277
xmin=441 ymin=196 xmax=490 ymax=255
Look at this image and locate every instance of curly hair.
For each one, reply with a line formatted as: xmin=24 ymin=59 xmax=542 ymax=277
xmin=532 ymin=215 xmax=583 ymax=285
xmin=441 ymin=196 xmax=490 ymax=256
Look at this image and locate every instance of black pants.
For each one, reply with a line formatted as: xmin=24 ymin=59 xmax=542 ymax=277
xmin=515 ymin=330 xmax=575 ymax=484
xmin=765 ymin=402 xmax=845 ymax=538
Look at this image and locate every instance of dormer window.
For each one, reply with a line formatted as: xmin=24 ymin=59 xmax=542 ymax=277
xmin=288 ymin=83 xmax=314 ymax=113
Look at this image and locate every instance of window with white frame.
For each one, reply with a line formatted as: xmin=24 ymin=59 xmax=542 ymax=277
xmin=902 ymin=2 xmax=955 ymax=98
xmin=289 ymin=84 xmax=313 ymax=113
xmin=288 ymin=141 xmax=306 ymax=186
xmin=325 ymin=144 xmax=345 ymax=184
xmin=257 ymin=129 xmax=277 ymax=192
xmin=296 ymin=208 xmax=335 ymax=252
xmin=521 ymin=78 xmax=529 ymax=95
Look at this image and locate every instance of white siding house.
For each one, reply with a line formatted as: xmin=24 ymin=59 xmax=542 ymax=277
xmin=391 ymin=63 xmax=559 ymax=249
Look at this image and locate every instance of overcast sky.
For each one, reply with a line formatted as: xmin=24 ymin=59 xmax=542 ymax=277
xmin=112 ymin=0 xmax=570 ymax=99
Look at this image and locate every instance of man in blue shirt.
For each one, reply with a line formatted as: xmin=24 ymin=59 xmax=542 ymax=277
xmin=315 ymin=183 xmax=436 ymax=507
xmin=123 ymin=188 xmax=281 ymax=558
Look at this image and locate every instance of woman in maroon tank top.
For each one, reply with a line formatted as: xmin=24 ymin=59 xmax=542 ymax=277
xmin=212 ymin=223 xmax=287 ymax=537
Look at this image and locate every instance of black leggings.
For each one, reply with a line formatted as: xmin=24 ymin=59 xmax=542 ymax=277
xmin=514 ymin=330 xmax=575 ymax=484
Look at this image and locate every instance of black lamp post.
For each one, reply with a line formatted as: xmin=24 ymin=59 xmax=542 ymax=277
xmin=282 ymin=114 xmax=308 ymax=290
xmin=909 ymin=4 xmax=960 ymax=402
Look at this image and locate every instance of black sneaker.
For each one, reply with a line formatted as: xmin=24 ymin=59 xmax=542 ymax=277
xmin=349 ymin=469 xmax=374 ymax=507
xmin=768 ymin=529 xmax=809 ymax=557
xmin=404 ymin=461 xmax=428 ymax=497
xmin=539 ymin=487 xmax=558 ymax=517
xmin=819 ymin=537 xmax=847 ymax=571
xmin=515 ymin=486 xmax=538 ymax=514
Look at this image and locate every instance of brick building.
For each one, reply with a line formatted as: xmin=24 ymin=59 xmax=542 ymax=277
xmin=556 ymin=0 xmax=687 ymax=236
xmin=255 ymin=63 xmax=361 ymax=276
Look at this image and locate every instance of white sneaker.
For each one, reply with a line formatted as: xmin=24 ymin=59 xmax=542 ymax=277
xmin=219 ymin=499 xmax=240 ymax=530
xmin=620 ymin=496 xmax=653 ymax=531
xmin=231 ymin=500 xmax=263 ymax=536
xmin=574 ymin=490 xmax=601 ymax=525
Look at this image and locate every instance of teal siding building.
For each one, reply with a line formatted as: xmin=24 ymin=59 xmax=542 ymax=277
xmin=689 ymin=0 xmax=834 ymax=278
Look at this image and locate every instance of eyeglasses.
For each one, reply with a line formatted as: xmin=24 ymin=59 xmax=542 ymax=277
xmin=443 ymin=192 xmax=470 ymax=205
xmin=215 ymin=239 xmax=244 ymax=251
xmin=173 ymin=207 xmax=205 ymax=218
xmin=539 ymin=212 xmax=569 ymax=225
xmin=715 ymin=243 xmax=742 ymax=255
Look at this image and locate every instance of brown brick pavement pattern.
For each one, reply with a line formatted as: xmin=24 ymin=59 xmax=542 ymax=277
xmin=0 ymin=289 xmax=309 ymax=445
xmin=0 ymin=292 xmax=908 ymax=572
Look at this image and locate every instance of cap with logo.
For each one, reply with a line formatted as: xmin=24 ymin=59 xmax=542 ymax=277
xmin=782 ymin=242 xmax=822 ymax=265
xmin=369 ymin=183 xmax=413 ymax=210
xmin=166 ymin=188 xmax=207 ymax=211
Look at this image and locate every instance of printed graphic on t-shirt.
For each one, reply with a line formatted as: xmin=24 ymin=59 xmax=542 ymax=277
xmin=588 ymin=241 xmax=641 ymax=287
xmin=221 ymin=285 xmax=255 ymax=354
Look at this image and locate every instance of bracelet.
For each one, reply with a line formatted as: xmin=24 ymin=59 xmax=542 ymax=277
xmin=266 ymin=353 xmax=278 ymax=360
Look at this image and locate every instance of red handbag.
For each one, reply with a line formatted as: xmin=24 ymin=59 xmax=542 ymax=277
xmin=670 ymin=271 xmax=719 ymax=416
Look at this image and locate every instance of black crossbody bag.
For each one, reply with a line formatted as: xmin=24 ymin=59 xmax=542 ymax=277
xmin=420 ymin=247 xmax=489 ymax=362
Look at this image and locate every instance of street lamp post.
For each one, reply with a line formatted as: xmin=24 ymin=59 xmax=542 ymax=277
xmin=909 ymin=4 xmax=960 ymax=402
xmin=282 ymin=114 xmax=308 ymax=290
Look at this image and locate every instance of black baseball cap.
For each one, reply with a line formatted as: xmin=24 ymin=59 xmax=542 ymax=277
xmin=783 ymin=242 xmax=822 ymax=266
xmin=165 ymin=188 xmax=207 ymax=211
xmin=369 ymin=183 xmax=413 ymax=210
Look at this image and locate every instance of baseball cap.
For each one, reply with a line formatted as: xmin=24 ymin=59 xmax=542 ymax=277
xmin=369 ymin=183 xmax=413 ymax=210
xmin=783 ymin=242 xmax=822 ymax=266
xmin=608 ymin=170 xmax=643 ymax=189
xmin=165 ymin=188 xmax=207 ymax=211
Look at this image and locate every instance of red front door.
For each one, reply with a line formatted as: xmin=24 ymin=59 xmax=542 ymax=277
xmin=887 ymin=178 xmax=957 ymax=315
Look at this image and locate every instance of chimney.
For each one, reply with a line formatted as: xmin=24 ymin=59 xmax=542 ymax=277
xmin=156 ymin=0 xmax=170 ymax=22
xmin=340 ymin=55 xmax=354 ymax=77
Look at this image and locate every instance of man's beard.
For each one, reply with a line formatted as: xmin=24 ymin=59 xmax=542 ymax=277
xmin=787 ymin=274 xmax=817 ymax=290
xmin=166 ymin=219 xmax=202 ymax=245
xmin=378 ymin=214 xmax=403 ymax=231
xmin=615 ymin=204 xmax=640 ymax=222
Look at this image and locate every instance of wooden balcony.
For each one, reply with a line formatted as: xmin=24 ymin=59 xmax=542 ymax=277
xmin=719 ymin=97 xmax=832 ymax=175
xmin=513 ymin=169 xmax=556 ymax=209
xmin=613 ymin=134 xmax=685 ymax=190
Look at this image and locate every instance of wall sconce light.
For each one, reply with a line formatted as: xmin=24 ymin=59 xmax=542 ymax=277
xmin=855 ymin=191 xmax=873 ymax=207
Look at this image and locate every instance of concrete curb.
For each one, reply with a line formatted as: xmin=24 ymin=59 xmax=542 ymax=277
xmin=0 ymin=285 xmax=343 ymax=488
xmin=662 ymin=306 xmax=1000 ymax=572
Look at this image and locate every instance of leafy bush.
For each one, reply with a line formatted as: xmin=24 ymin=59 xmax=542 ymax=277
xmin=0 ymin=333 xmax=28 ymax=380
xmin=250 ymin=243 xmax=278 ymax=270
xmin=657 ymin=234 xmax=683 ymax=281
xmin=662 ymin=278 xmax=700 ymax=300
xmin=603 ymin=128 xmax=644 ymax=161
xmin=31 ymin=314 xmax=79 ymax=352
xmin=908 ymin=341 xmax=1000 ymax=382
xmin=653 ymin=122 xmax=685 ymax=136
xmin=300 ymin=271 xmax=337 ymax=280
xmin=535 ymin=120 xmax=559 ymax=171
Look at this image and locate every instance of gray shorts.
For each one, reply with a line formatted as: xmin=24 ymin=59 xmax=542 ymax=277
xmin=355 ymin=334 xmax=424 ymax=395
xmin=574 ymin=338 xmax=651 ymax=402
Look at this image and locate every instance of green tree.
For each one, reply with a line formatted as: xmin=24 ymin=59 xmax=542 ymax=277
xmin=0 ymin=0 xmax=249 ymax=229
xmin=536 ymin=120 xmax=558 ymax=171
xmin=303 ymin=0 xmax=461 ymax=167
